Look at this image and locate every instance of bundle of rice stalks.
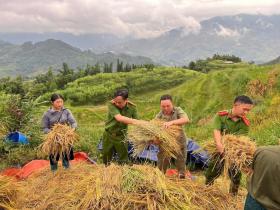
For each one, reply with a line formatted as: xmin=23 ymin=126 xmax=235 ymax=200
xmin=178 ymin=179 xmax=240 ymax=210
xmin=0 ymin=175 xmax=19 ymax=209
xmin=128 ymin=119 xmax=182 ymax=158
xmin=13 ymin=162 xmax=240 ymax=210
xmin=15 ymin=163 xmax=189 ymax=210
xmin=0 ymin=124 xmax=8 ymax=139
xmin=40 ymin=124 xmax=79 ymax=157
xmin=222 ymin=135 xmax=256 ymax=175
xmin=246 ymin=79 xmax=267 ymax=97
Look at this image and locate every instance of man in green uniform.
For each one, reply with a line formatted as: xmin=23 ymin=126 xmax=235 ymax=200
xmin=245 ymin=145 xmax=280 ymax=210
xmin=155 ymin=94 xmax=190 ymax=179
xmin=205 ymin=95 xmax=254 ymax=195
xmin=102 ymin=89 xmax=139 ymax=165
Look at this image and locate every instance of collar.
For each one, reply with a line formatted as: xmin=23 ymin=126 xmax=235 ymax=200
xmin=227 ymin=109 xmax=250 ymax=126
xmin=161 ymin=108 xmax=175 ymax=116
xmin=49 ymin=107 xmax=65 ymax=113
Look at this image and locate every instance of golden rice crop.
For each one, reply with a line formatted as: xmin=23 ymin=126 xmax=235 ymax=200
xmin=40 ymin=124 xmax=79 ymax=157
xmin=128 ymin=120 xmax=182 ymax=159
xmin=222 ymin=135 xmax=256 ymax=175
xmin=13 ymin=163 xmax=241 ymax=210
xmin=202 ymin=135 xmax=256 ymax=175
xmin=0 ymin=124 xmax=8 ymax=139
xmin=0 ymin=175 xmax=19 ymax=210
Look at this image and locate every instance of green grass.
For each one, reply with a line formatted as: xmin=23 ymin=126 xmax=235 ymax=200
xmin=1 ymin=64 xmax=280 ymax=169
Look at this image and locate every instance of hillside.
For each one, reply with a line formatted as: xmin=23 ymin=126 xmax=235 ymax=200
xmin=36 ymin=63 xmax=280 ymax=155
xmin=0 ymin=39 xmax=154 ymax=77
xmin=263 ymin=56 xmax=280 ymax=65
xmin=69 ymin=64 xmax=280 ymax=155
xmin=1 ymin=63 xmax=280 ymax=169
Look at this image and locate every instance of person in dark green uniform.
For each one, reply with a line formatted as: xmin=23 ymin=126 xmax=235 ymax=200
xmin=102 ymin=89 xmax=139 ymax=165
xmin=205 ymin=95 xmax=254 ymax=195
xmin=155 ymin=94 xmax=190 ymax=178
xmin=244 ymin=145 xmax=280 ymax=210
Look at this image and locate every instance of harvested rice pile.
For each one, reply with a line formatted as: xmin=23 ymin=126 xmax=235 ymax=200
xmin=203 ymin=135 xmax=256 ymax=174
xmin=14 ymin=163 xmax=240 ymax=210
xmin=0 ymin=175 xmax=19 ymax=209
xmin=40 ymin=124 xmax=79 ymax=157
xmin=128 ymin=120 xmax=182 ymax=158
xmin=223 ymin=135 xmax=256 ymax=174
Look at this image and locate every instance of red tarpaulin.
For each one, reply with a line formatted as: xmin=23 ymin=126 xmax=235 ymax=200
xmin=1 ymin=152 xmax=94 ymax=180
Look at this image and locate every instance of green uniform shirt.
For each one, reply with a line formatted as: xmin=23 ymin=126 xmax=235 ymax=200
xmin=213 ymin=109 xmax=249 ymax=135
xmin=247 ymin=146 xmax=280 ymax=210
xmin=105 ymin=102 xmax=138 ymax=137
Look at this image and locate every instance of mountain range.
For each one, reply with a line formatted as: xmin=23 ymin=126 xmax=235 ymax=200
xmin=0 ymin=39 xmax=153 ymax=77
xmin=106 ymin=14 xmax=280 ymax=65
xmin=0 ymin=13 xmax=280 ymax=76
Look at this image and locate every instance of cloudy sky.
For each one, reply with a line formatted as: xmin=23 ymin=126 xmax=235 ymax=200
xmin=0 ymin=0 xmax=279 ymax=38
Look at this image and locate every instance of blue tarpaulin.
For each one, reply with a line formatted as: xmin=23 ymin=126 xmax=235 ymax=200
xmin=6 ymin=132 xmax=29 ymax=144
xmin=186 ymin=139 xmax=209 ymax=169
xmin=97 ymin=138 xmax=209 ymax=168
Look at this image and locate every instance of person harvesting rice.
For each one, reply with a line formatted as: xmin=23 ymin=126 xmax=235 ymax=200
xmin=205 ymin=95 xmax=254 ymax=195
xmin=102 ymin=89 xmax=140 ymax=165
xmin=155 ymin=94 xmax=190 ymax=179
xmin=245 ymin=145 xmax=280 ymax=210
xmin=42 ymin=93 xmax=77 ymax=171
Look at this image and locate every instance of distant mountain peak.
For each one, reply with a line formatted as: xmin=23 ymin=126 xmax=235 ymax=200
xmin=0 ymin=39 xmax=154 ymax=77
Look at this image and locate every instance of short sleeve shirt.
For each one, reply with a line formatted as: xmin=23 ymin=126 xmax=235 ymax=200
xmin=155 ymin=107 xmax=188 ymax=122
xmin=105 ymin=102 xmax=138 ymax=135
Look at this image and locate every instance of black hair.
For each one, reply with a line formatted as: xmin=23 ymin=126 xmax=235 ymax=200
xmin=234 ymin=95 xmax=253 ymax=105
xmin=160 ymin=94 xmax=173 ymax=102
xmin=114 ymin=89 xmax=129 ymax=100
xmin=50 ymin=93 xmax=64 ymax=102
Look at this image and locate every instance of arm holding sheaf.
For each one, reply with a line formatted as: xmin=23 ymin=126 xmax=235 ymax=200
xmin=114 ymin=114 xmax=140 ymax=125
xmin=163 ymin=117 xmax=190 ymax=128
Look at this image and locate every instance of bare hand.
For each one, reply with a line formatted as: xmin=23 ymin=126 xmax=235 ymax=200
xmin=153 ymin=138 xmax=161 ymax=145
xmin=216 ymin=143 xmax=224 ymax=154
xmin=163 ymin=121 xmax=173 ymax=128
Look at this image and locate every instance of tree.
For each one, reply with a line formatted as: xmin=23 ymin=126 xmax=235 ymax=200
xmin=117 ymin=59 xmax=124 ymax=72
xmin=104 ymin=62 xmax=113 ymax=73
xmin=188 ymin=61 xmax=196 ymax=70
xmin=124 ymin=63 xmax=132 ymax=72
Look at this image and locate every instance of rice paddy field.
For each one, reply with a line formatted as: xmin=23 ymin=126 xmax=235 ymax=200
xmin=1 ymin=63 xmax=280 ymax=209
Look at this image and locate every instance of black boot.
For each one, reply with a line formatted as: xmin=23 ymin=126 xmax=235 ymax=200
xmin=229 ymin=182 xmax=239 ymax=196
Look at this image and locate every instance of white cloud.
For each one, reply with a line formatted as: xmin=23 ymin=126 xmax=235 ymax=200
xmin=256 ymin=18 xmax=274 ymax=28
xmin=216 ymin=25 xmax=240 ymax=37
xmin=0 ymin=0 xmax=279 ymax=38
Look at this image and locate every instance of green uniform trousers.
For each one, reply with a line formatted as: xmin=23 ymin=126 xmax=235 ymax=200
xmin=205 ymin=153 xmax=241 ymax=195
xmin=157 ymin=135 xmax=186 ymax=176
xmin=102 ymin=131 xmax=128 ymax=165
